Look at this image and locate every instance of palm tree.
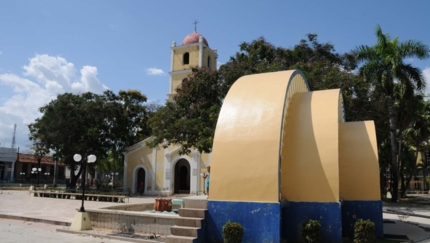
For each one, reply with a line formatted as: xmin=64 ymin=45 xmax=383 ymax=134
xmin=356 ymin=25 xmax=430 ymax=202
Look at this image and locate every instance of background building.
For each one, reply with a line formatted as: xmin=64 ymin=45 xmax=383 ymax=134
xmin=15 ymin=153 xmax=66 ymax=185
xmin=123 ymin=30 xmax=217 ymax=195
xmin=0 ymin=147 xmax=17 ymax=182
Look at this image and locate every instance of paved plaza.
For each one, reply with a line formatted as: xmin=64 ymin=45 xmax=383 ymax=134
xmin=0 ymin=190 xmax=430 ymax=242
xmin=0 ymin=218 xmax=126 ymax=243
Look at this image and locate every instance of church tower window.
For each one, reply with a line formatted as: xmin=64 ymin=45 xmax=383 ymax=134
xmin=183 ymin=52 xmax=190 ymax=65
xmin=208 ymin=56 xmax=211 ymax=68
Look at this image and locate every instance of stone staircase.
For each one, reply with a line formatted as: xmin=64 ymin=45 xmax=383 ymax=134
xmin=166 ymin=199 xmax=208 ymax=243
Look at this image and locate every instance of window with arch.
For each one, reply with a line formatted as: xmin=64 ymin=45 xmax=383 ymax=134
xmin=208 ymin=56 xmax=212 ymax=68
xmin=183 ymin=52 xmax=189 ymax=65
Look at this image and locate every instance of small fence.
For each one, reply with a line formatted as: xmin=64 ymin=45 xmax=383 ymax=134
xmin=30 ymin=191 xmax=129 ymax=203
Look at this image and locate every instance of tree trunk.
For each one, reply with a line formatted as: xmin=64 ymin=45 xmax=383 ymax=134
xmin=400 ymin=165 xmax=406 ymax=197
xmin=424 ymin=152 xmax=428 ymax=191
xmin=388 ymin=97 xmax=399 ymax=202
xmin=402 ymin=172 xmax=414 ymax=197
xmin=53 ymin=159 xmax=58 ymax=187
xmin=401 ymin=146 xmax=420 ymax=197
xmin=69 ymin=162 xmax=84 ymax=189
xmin=398 ymin=138 xmax=405 ymax=197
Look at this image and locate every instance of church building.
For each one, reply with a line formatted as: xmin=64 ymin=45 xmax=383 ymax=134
xmin=122 ymin=30 xmax=217 ymax=195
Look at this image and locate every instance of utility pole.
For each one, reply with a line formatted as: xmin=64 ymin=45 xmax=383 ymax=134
xmin=11 ymin=124 xmax=16 ymax=149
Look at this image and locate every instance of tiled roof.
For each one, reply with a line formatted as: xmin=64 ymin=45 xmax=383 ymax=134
xmin=18 ymin=153 xmax=63 ymax=165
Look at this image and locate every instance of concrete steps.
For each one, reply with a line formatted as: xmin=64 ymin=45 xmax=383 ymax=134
xmin=183 ymin=199 xmax=208 ymax=209
xmin=166 ymin=235 xmax=197 ymax=243
xmin=174 ymin=217 xmax=203 ymax=227
xmin=171 ymin=226 xmax=200 ymax=237
xmin=179 ymin=208 xmax=206 ymax=218
xmin=166 ymin=199 xmax=208 ymax=243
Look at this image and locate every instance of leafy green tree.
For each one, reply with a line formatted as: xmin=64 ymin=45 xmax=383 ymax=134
xmin=102 ymin=90 xmax=150 ymax=164
xmin=27 ymin=137 xmax=50 ymax=186
xmin=400 ymin=97 xmax=430 ymax=196
xmin=29 ymin=90 xmax=149 ymax=188
xmin=356 ymin=25 xmax=430 ymax=202
xmin=148 ymin=68 xmax=221 ymax=154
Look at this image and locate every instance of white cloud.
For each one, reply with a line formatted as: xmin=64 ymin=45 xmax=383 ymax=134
xmin=146 ymin=68 xmax=165 ymax=76
xmin=424 ymin=67 xmax=430 ymax=96
xmin=0 ymin=51 xmax=2 ymax=55
xmin=0 ymin=54 xmax=109 ymax=150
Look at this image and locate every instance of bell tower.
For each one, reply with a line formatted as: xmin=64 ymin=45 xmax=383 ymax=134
xmin=167 ymin=28 xmax=218 ymax=101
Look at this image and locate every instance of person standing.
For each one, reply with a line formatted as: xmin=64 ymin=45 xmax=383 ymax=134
xmin=139 ymin=181 xmax=144 ymax=196
xmin=202 ymin=166 xmax=210 ymax=197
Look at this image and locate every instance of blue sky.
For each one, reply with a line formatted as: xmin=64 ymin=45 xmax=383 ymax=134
xmin=1 ymin=0 xmax=430 ymax=151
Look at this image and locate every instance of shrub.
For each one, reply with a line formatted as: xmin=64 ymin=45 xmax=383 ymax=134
xmin=301 ymin=219 xmax=321 ymax=243
xmin=222 ymin=220 xmax=244 ymax=243
xmin=354 ymin=219 xmax=376 ymax=243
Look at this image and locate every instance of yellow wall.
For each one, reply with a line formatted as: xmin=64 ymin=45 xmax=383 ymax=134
xmin=171 ymin=72 xmax=191 ymax=94
xmin=339 ymin=121 xmax=380 ymax=200
xmin=281 ymin=89 xmax=341 ymax=202
xmin=210 ymin=70 xmax=309 ymax=202
xmin=172 ymin=46 xmax=200 ymax=71
xmin=155 ymin=146 xmax=165 ymax=191
xmin=156 ymin=146 xmax=164 ymax=164
xmin=126 ymin=146 xmax=154 ymax=189
xmin=203 ymin=49 xmax=217 ymax=70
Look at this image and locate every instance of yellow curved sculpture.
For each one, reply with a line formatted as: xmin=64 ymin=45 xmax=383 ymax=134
xmin=210 ymin=70 xmax=309 ymax=202
xmin=209 ymin=69 xmax=380 ymax=203
xmin=280 ymin=89 xmax=342 ymax=202
xmin=339 ymin=121 xmax=380 ymax=200
xmin=207 ymin=69 xmax=382 ymax=243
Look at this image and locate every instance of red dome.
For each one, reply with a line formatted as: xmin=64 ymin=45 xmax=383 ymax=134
xmin=181 ymin=31 xmax=209 ymax=47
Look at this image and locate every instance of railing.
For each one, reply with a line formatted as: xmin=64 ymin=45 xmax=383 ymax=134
xmin=30 ymin=190 xmax=129 ymax=203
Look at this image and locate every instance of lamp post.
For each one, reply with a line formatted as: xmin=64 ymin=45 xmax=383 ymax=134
xmin=31 ymin=167 xmax=42 ymax=186
xmin=73 ymin=154 xmax=96 ymax=212
xmin=20 ymin=172 xmax=25 ymax=183
xmin=111 ymin=172 xmax=118 ymax=188
xmin=44 ymin=172 xmax=50 ymax=185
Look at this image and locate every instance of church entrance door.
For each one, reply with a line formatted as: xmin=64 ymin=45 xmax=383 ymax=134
xmin=136 ymin=168 xmax=146 ymax=194
xmin=174 ymin=159 xmax=190 ymax=194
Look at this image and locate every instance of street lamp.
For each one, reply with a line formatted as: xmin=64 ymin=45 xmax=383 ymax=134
xmin=44 ymin=172 xmax=50 ymax=185
xmin=70 ymin=153 xmax=96 ymax=231
xmin=111 ymin=172 xmax=118 ymax=188
xmin=73 ymin=154 xmax=96 ymax=212
xmin=31 ymin=167 xmax=42 ymax=186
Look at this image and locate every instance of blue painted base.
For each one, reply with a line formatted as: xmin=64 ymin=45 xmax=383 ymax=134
xmin=281 ymin=201 xmax=342 ymax=243
xmin=207 ymin=200 xmax=280 ymax=243
xmin=341 ymin=200 xmax=383 ymax=239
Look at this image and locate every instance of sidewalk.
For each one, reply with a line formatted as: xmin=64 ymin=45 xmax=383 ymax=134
xmin=383 ymin=194 xmax=430 ymax=242
xmin=0 ymin=190 xmax=159 ymax=224
xmin=1 ymin=190 xmax=429 ymax=242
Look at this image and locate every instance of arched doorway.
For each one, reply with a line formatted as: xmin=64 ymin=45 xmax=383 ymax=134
xmin=174 ymin=159 xmax=190 ymax=194
xmin=136 ymin=168 xmax=146 ymax=195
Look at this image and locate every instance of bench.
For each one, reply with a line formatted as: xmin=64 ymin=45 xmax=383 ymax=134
xmin=30 ymin=191 xmax=129 ymax=203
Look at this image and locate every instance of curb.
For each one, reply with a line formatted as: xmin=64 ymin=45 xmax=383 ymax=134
xmin=384 ymin=210 xmax=430 ymax=220
xmin=56 ymin=228 xmax=161 ymax=243
xmin=0 ymin=214 xmax=71 ymax=226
